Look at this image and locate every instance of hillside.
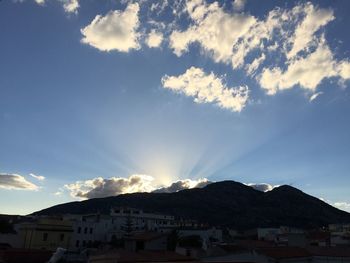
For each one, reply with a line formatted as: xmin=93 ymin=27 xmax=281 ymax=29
xmin=34 ymin=181 xmax=350 ymax=229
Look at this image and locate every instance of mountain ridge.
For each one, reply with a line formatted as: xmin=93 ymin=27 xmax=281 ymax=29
xmin=34 ymin=181 xmax=350 ymax=229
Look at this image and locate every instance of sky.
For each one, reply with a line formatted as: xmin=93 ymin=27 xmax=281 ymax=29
xmin=0 ymin=0 xmax=350 ymax=215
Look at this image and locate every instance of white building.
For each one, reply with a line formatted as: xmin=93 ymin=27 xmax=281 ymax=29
xmin=64 ymin=214 xmax=112 ymax=251
xmin=108 ymin=207 xmax=176 ymax=239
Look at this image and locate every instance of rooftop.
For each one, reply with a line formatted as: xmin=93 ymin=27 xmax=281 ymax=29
xmin=89 ymin=250 xmax=197 ymax=263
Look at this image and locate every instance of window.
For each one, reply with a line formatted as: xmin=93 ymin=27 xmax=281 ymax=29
xmin=60 ymin=233 xmax=65 ymax=242
xmin=76 ymin=240 xmax=80 ymax=247
xmin=90 ymin=228 xmax=93 ymax=234
xmin=43 ymin=233 xmax=48 ymax=241
xmin=84 ymin=227 xmax=88 ymax=234
xmin=77 ymin=227 xmax=81 ymax=234
xmin=82 ymin=240 xmax=86 ymax=247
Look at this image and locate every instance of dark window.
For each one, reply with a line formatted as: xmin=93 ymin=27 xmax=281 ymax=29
xmin=90 ymin=228 xmax=93 ymax=234
xmin=82 ymin=240 xmax=86 ymax=247
xmin=76 ymin=240 xmax=80 ymax=247
xmin=43 ymin=233 xmax=48 ymax=241
xmin=84 ymin=227 xmax=88 ymax=234
xmin=77 ymin=227 xmax=81 ymax=234
xmin=60 ymin=233 xmax=64 ymax=242
xmin=136 ymin=241 xmax=145 ymax=251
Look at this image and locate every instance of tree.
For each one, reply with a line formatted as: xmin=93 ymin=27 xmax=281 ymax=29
xmin=123 ymin=215 xmax=134 ymax=236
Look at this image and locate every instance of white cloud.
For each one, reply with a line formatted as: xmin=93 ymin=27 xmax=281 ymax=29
xmin=153 ymin=178 xmax=212 ymax=193
xmin=29 ymin=173 xmax=45 ymax=181
xmin=169 ymin=0 xmax=256 ymax=64
xmin=259 ymin=39 xmax=350 ymax=94
xmin=245 ymin=53 xmax=265 ymax=76
xmin=34 ymin=0 xmax=45 ymax=5
xmin=167 ymin=1 xmax=349 ymax=97
xmin=309 ymin=91 xmax=323 ymax=102
xmin=150 ymin=0 xmax=169 ymax=15
xmin=146 ymin=29 xmax=163 ymax=48
xmin=60 ymin=0 xmax=79 ymax=14
xmin=333 ymin=202 xmax=350 ymax=213
xmin=0 ymin=173 xmax=39 ymax=191
xmin=287 ymin=3 xmax=334 ymax=59
xmin=29 ymin=0 xmax=350 ymax=102
xmin=64 ymin=175 xmax=212 ymax=199
xmin=161 ymin=67 xmax=249 ymax=112
xmin=65 ymin=174 xmax=155 ymax=199
xmin=318 ymin=198 xmax=350 ymax=213
xmin=337 ymin=60 xmax=350 ymax=80
xmin=81 ymin=3 xmax=140 ymax=52
xmin=233 ymin=0 xmax=246 ymax=12
xmin=230 ymin=8 xmax=283 ymax=69
xmin=33 ymin=0 xmax=79 ymax=13
xmin=246 ymin=183 xmax=278 ymax=192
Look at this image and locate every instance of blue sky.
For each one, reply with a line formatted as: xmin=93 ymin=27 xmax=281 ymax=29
xmin=0 ymin=0 xmax=350 ymax=215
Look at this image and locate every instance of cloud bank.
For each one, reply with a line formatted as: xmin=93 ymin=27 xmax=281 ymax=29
xmin=0 ymin=173 xmax=39 ymax=191
xmin=65 ymin=174 xmax=154 ymax=199
xmin=63 ymin=177 xmax=282 ymax=199
xmin=64 ymin=175 xmax=212 ymax=199
xmin=162 ymin=67 xmax=249 ymax=112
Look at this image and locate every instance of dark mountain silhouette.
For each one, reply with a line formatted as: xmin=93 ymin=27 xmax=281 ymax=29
xmin=34 ymin=181 xmax=350 ymax=229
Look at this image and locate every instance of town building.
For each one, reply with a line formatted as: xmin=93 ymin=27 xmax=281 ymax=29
xmin=19 ymin=218 xmax=73 ymax=251
xmin=64 ymin=214 xmax=112 ymax=251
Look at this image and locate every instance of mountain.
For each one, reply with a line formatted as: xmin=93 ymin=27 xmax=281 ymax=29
xmin=34 ymin=181 xmax=350 ymax=229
